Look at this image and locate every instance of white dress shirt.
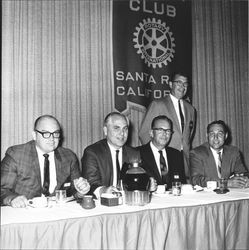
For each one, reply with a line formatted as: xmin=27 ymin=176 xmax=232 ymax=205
xmin=150 ymin=142 xmax=168 ymax=176
xmin=210 ymin=147 xmax=223 ymax=178
xmin=170 ymin=94 xmax=185 ymax=132
xmin=36 ymin=146 xmax=57 ymax=194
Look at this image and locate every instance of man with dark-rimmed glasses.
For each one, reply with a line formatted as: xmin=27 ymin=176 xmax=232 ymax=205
xmin=139 ymin=72 xmax=196 ymax=182
xmin=1 ymin=114 xmax=90 ymax=207
xmin=137 ymin=115 xmax=186 ymax=189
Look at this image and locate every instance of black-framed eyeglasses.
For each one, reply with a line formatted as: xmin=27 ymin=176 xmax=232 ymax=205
xmin=35 ymin=130 xmax=60 ymax=139
xmin=173 ymin=80 xmax=188 ymax=88
xmin=153 ymin=128 xmax=174 ymax=135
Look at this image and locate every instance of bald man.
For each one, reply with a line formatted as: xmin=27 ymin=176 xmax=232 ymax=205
xmin=1 ymin=115 xmax=90 ymax=207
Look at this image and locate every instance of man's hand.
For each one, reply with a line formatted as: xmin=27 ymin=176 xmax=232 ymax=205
xmin=99 ymin=186 xmax=119 ymax=196
xmin=149 ymin=177 xmax=157 ymax=192
xmin=74 ymin=177 xmax=90 ymax=196
xmin=10 ymin=195 xmax=28 ymax=208
xmin=228 ymin=176 xmax=248 ymax=188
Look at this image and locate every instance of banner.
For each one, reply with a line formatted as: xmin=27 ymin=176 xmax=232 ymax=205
xmin=113 ymin=0 xmax=192 ymax=113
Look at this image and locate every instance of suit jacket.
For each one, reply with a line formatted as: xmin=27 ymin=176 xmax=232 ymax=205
xmin=137 ymin=143 xmax=186 ymax=188
xmin=1 ymin=140 xmax=81 ymax=205
xmin=139 ymin=95 xmax=196 ymax=178
xmin=81 ymin=139 xmax=140 ymax=194
xmin=190 ymin=142 xmax=247 ymax=187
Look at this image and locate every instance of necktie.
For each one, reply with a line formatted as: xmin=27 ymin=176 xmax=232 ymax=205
xmin=217 ymin=151 xmax=222 ymax=178
xmin=116 ymin=150 xmax=121 ymax=186
xmin=178 ymin=100 xmax=184 ymax=133
xmin=43 ymin=154 xmax=50 ymax=196
xmin=159 ymin=150 xmax=167 ymax=183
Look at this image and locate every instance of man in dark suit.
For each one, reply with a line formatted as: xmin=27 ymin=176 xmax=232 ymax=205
xmin=81 ymin=112 xmax=140 ymax=198
xmin=139 ymin=72 xmax=196 ymax=180
xmin=138 ymin=115 xmax=186 ymax=189
xmin=1 ymin=115 xmax=90 ymax=207
xmin=190 ymin=120 xmax=249 ymax=188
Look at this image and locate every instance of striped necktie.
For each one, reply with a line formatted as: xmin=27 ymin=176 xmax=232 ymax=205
xmin=178 ymin=100 xmax=184 ymax=133
xmin=217 ymin=151 xmax=222 ymax=178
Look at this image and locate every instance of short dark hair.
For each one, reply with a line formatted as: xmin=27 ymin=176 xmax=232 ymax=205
xmin=207 ymin=120 xmax=228 ymax=134
xmin=151 ymin=115 xmax=173 ymax=129
xmin=104 ymin=112 xmax=129 ymax=126
xmin=34 ymin=115 xmax=60 ymax=130
xmin=170 ymin=72 xmax=188 ymax=82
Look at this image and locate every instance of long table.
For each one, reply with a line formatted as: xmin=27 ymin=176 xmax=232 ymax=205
xmin=1 ymin=188 xmax=249 ymax=250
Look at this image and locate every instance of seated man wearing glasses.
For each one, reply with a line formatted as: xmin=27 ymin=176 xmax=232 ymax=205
xmin=139 ymin=72 xmax=196 ymax=181
xmin=1 ymin=115 xmax=90 ymax=207
xmin=137 ymin=115 xmax=186 ymax=189
xmin=190 ymin=120 xmax=249 ymax=188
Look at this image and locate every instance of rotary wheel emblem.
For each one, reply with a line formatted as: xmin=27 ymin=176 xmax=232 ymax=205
xmin=133 ymin=18 xmax=175 ymax=68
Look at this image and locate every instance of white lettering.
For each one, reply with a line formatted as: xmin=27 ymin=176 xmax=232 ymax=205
xmin=117 ymin=86 xmax=125 ymax=95
xmin=129 ymin=0 xmax=176 ymax=17
xmin=143 ymin=0 xmax=152 ymax=14
xmin=129 ymin=0 xmax=140 ymax=11
xmin=161 ymin=75 xmax=169 ymax=84
xmin=116 ymin=71 xmax=124 ymax=81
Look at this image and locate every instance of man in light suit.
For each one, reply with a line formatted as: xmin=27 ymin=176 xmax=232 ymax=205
xmin=190 ymin=120 xmax=249 ymax=188
xmin=139 ymin=72 xmax=196 ymax=180
xmin=81 ymin=112 xmax=140 ymax=198
xmin=1 ymin=115 xmax=90 ymax=207
xmin=138 ymin=115 xmax=186 ymax=189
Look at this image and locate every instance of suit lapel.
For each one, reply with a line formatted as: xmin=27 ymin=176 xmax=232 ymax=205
xmin=144 ymin=144 xmax=162 ymax=182
xmin=31 ymin=141 xmax=42 ymax=189
xmin=166 ymin=96 xmax=181 ymax=133
xmin=103 ymin=140 xmax=114 ymax=184
xmin=206 ymin=145 xmax=219 ymax=178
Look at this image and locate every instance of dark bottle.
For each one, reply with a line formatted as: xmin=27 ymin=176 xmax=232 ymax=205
xmin=123 ymin=161 xmax=150 ymax=191
xmin=123 ymin=161 xmax=150 ymax=206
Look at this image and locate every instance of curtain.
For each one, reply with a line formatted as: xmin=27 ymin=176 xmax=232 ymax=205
xmin=2 ymin=0 xmax=113 ymax=162
xmin=192 ymin=0 xmax=249 ymax=167
xmin=2 ymin=0 xmax=248 ymax=168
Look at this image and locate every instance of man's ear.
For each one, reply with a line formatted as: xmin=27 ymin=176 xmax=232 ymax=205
xmin=149 ymin=129 xmax=154 ymax=139
xmin=103 ymin=126 xmax=107 ymax=136
xmin=225 ymin=133 xmax=228 ymax=140
xmin=32 ymin=131 xmax=36 ymax=141
xmin=169 ymin=81 xmax=173 ymax=89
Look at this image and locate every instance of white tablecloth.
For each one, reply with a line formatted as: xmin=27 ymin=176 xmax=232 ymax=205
xmin=1 ymin=188 xmax=249 ymax=250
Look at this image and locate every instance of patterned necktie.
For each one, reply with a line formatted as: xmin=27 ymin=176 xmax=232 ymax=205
xmin=217 ymin=151 xmax=222 ymax=178
xmin=43 ymin=154 xmax=50 ymax=196
xmin=178 ymin=100 xmax=184 ymax=133
xmin=159 ymin=150 xmax=167 ymax=183
xmin=116 ymin=150 xmax=121 ymax=186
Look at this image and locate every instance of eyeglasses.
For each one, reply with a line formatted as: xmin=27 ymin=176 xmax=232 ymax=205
xmin=208 ymin=132 xmax=225 ymax=138
xmin=173 ymin=80 xmax=188 ymax=88
xmin=153 ymin=128 xmax=173 ymax=135
xmin=35 ymin=130 xmax=60 ymax=139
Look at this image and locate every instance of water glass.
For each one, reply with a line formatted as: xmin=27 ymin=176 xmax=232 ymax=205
xmin=55 ymin=190 xmax=67 ymax=204
xmin=172 ymin=181 xmax=182 ymax=196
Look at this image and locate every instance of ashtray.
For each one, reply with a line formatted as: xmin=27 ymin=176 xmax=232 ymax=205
xmin=214 ymin=188 xmax=230 ymax=194
xmin=100 ymin=193 xmax=119 ymax=206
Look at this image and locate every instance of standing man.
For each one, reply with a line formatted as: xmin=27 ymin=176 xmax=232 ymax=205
xmin=81 ymin=112 xmax=140 ymax=198
xmin=190 ymin=120 xmax=249 ymax=188
xmin=138 ymin=115 xmax=186 ymax=189
xmin=139 ymin=72 xmax=196 ymax=180
xmin=1 ymin=115 xmax=90 ymax=207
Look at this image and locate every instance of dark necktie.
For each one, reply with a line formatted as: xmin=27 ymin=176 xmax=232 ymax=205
xmin=178 ymin=100 xmax=184 ymax=133
xmin=116 ymin=150 xmax=121 ymax=186
xmin=217 ymin=151 xmax=222 ymax=178
xmin=159 ymin=150 xmax=167 ymax=183
xmin=43 ymin=154 xmax=50 ymax=196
